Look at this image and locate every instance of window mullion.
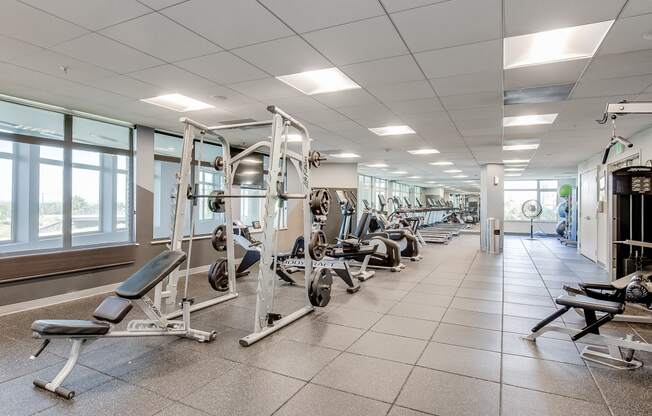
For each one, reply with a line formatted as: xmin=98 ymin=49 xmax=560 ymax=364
xmin=62 ymin=114 xmax=72 ymax=249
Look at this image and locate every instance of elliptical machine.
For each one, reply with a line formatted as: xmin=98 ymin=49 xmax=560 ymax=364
xmin=364 ymin=197 xmax=422 ymax=261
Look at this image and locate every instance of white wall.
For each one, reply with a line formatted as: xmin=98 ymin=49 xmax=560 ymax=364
xmin=311 ymin=163 xmax=358 ymax=188
xmin=480 ymin=164 xmax=504 ymax=251
xmin=577 ymin=124 xmax=652 ymax=267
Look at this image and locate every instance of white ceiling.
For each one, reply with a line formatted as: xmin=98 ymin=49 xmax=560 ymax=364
xmin=1 ymin=0 xmax=652 ymax=192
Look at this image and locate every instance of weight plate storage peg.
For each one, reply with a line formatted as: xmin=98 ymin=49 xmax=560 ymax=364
xmin=208 ymin=259 xmax=229 ymax=291
xmin=212 ymin=155 xmax=225 ymax=171
xmin=211 ymin=224 xmax=227 ymax=251
xmin=308 ymin=267 xmax=333 ymax=307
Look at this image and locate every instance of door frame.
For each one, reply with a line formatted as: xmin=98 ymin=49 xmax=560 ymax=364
xmin=579 ymin=167 xmax=598 ymax=262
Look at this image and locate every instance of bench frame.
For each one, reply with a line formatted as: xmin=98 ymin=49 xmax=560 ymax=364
xmin=524 ymin=298 xmax=652 ymax=370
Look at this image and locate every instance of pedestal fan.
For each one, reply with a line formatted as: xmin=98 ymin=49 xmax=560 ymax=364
xmin=522 ymin=199 xmax=542 ymax=240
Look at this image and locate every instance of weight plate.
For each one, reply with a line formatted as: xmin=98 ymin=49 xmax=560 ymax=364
xmin=308 ymin=267 xmax=333 ymax=307
xmin=308 ymin=230 xmax=327 ymax=261
xmin=211 ymin=224 xmax=227 ymax=251
xmin=208 ymin=259 xmax=229 ymax=292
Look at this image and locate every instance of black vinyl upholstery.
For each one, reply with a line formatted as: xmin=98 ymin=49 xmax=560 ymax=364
xmin=556 ymin=295 xmax=624 ymax=315
xmin=31 ymin=320 xmax=110 ymax=336
xmin=115 ymin=250 xmax=186 ymax=299
xmin=93 ymin=296 xmax=133 ymax=323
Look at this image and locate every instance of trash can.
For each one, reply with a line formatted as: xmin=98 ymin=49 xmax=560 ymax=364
xmin=486 ymin=218 xmax=502 ymax=254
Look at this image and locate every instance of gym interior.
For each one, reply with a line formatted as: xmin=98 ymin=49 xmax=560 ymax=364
xmin=0 ymin=1 xmax=651 ymax=415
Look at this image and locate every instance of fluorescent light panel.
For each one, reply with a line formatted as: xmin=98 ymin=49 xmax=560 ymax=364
xmin=504 ymin=84 xmax=574 ymax=105
xmin=366 ymin=163 xmax=389 ymax=168
xmin=503 ymin=144 xmax=539 ymax=151
xmin=392 ymin=170 xmax=407 ymax=174
xmin=503 ymin=20 xmax=613 ymax=69
xmin=503 ymin=114 xmax=557 ymax=127
xmin=504 ymin=159 xmax=530 ymax=164
xmin=329 ymin=152 xmax=359 ymax=158
xmin=141 ymin=93 xmax=215 ymax=112
xmin=408 ymin=176 xmax=421 ymax=179
xmin=369 ymin=125 xmax=415 ymax=136
xmin=444 ymin=169 xmax=462 ymax=173
xmin=505 ymin=173 xmax=522 ymax=177
xmin=453 ymin=175 xmax=468 ymax=178
xmin=407 ymin=148 xmax=439 ymax=155
xmin=276 ymin=67 xmax=361 ymax=95
xmin=504 ymin=168 xmax=525 ymax=171
xmin=429 ymin=161 xmax=454 ymax=166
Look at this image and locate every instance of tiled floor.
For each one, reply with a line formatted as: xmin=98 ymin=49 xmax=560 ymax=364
xmin=1 ymin=235 xmax=651 ymax=416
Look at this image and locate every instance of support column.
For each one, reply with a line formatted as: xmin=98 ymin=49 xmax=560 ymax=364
xmin=480 ymin=164 xmax=504 ymax=252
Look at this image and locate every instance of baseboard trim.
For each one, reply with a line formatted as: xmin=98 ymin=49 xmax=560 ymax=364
xmin=0 ymin=264 xmax=212 ymax=317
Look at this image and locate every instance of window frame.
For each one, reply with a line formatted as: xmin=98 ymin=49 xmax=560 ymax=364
xmin=503 ymin=179 xmax=559 ymax=222
xmin=0 ymin=105 xmax=135 ymax=256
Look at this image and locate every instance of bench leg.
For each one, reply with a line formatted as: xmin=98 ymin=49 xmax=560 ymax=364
xmin=33 ymin=338 xmax=84 ymax=399
xmin=526 ymin=306 xmax=570 ymax=340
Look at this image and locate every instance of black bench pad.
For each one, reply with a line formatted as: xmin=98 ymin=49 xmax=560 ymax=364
xmin=115 ymin=250 xmax=186 ymax=299
xmin=32 ymin=320 xmax=110 ymax=336
xmin=556 ymin=295 xmax=624 ymax=315
xmin=93 ymin=296 xmax=132 ymax=323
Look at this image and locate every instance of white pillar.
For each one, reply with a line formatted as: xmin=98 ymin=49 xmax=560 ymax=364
xmin=480 ymin=164 xmax=504 ymax=252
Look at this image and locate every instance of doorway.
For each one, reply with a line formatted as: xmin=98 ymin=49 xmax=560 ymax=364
xmin=580 ymin=168 xmax=598 ymax=261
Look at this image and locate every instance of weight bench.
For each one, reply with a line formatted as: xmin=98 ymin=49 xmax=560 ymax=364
xmin=525 ymin=294 xmax=652 ymax=369
xmin=29 ymin=250 xmax=217 ymax=399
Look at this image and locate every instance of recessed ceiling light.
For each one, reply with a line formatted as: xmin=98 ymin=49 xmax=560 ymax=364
xmin=407 ymin=148 xmax=439 ymax=155
xmin=503 ymin=144 xmax=539 ymax=151
xmin=505 ymin=173 xmax=522 ymax=177
xmin=504 ymin=168 xmax=525 ymax=172
xmin=392 ymin=170 xmax=407 ymax=174
xmin=426 ymin=181 xmax=438 ymax=184
xmin=429 ymin=161 xmax=454 ymax=166
xmin=464 ymin=180 xmax=474 ymax=183
xmin=444 ymin=169 xmax=462 ymax=173
xmin=453 ymin=175 xmax=468 ymax=178
xmin=504 ymin=159 xmax=530 ymax=164
xmin=503 ymin=114 xmax=557 ymax=127
xmin=329 ymin=152 xmax=360 ymax=158
xmin=504 ymin=84 xmax=574 ymax=105
xmin=276 ymin=67 xmax=361 ymax=95
xmin=503 ymin=20 xmax=613 ymax=69
xmin=141 ymin=93 xmax=215 ymax=112
xmin=366 ymin=163 xmax=389 ymax=168
xmin=369 ymin=125 xmax=416 ymax=136
xmin=408 ymin=176 xmax=421 ymax=179
xmin=242 ymin=157 xmax=262 ymax=164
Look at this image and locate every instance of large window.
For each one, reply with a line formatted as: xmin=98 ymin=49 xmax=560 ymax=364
xmin=0 ymin=100 xmax=133 ymax=254
xmin=504 ymin=179 xmax=559 ymax=221
xmin=153 ymin=132 xmax=224 ymax=239
xmin=238 ymin=155 xmax=287 ymax=229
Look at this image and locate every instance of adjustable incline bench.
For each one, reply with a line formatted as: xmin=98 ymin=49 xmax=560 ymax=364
xmin=29 ymin=250 xmax=217 ymax=399
xmin=526 ymin=294 xmax=652 ymax=369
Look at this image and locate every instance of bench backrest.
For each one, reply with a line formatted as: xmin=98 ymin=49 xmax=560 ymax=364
xmin=115 ymin=250 xmax=186 ymax=299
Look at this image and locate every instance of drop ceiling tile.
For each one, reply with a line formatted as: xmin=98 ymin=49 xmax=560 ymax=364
xmin=449 ymin=105 xmax=503 ymax=123
xmin=266 ymin=96 xmax=330 ymax=114
xmin=390 ymin=0 xmax=501 ymax=52
xmin=138 ymin=0 xmax=188 ymax=10
xmin=291 ymin=108 xmax=351 ymax=125
xmin=341 ymin=55 xmax=424 ymax=87
xmin=232 ymin=36 xmax=330 ymax=76
xmin=621 ymin=0 xmax=652 ymax=17
xmin=384 ymin=98 xmax=444 ymax=116
xmin=599 ymin=14 xmax=652 ymax=55
xmin=259 ymin=0 xmax=383 ymax=33
xmin=572 ymin=74 xmax=652 ymax=98
xmin=12 ymin=50 xmax=117 ymax=82
xmin=380 ymin=0 xmax=448 ymax=13
xmin=504 ymin=59 xmax=588 ymax=90
xmin=161 ymin=0 xmax=292 ymax=49
xmin=100 ymin=13 xmax=220 ymax=62
xmin=176 ymin=51 xmax=268 ymax=84
xmin=228 ymin=77 xmax=303 ymax=101
xmin=0 ymin=35 xmax=44 ymax=60
xmin=504 ymin=0 xmax=624 ymax=36
xmin=440 ymin=92 xmax=503 ymax=110
xmin=431 ymin=71 xmax=502 ymax=97
xmin=92 ymin=75 xmax=165 ymax=99
xmin=583 ymin=50 xmax=652 ymax=80
xmin=21 ymin=0 xmax=151 ymax=31
xmin=313 ymin=88 xmax=379 ymax=108
xmin=0 ymin=1 xmax=88 ymax=48
xmin=304 ymin=15 xmax=408 ymax=65
xmin=415 ymin=40 xmax=501 ymax=79
xmin=53 ymin=33 xmax=164 ymax=74
xmin=128 ymin=64 xmax=224 ymax=98
xmin=367 ymin=80 xmax=435 ymax=102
